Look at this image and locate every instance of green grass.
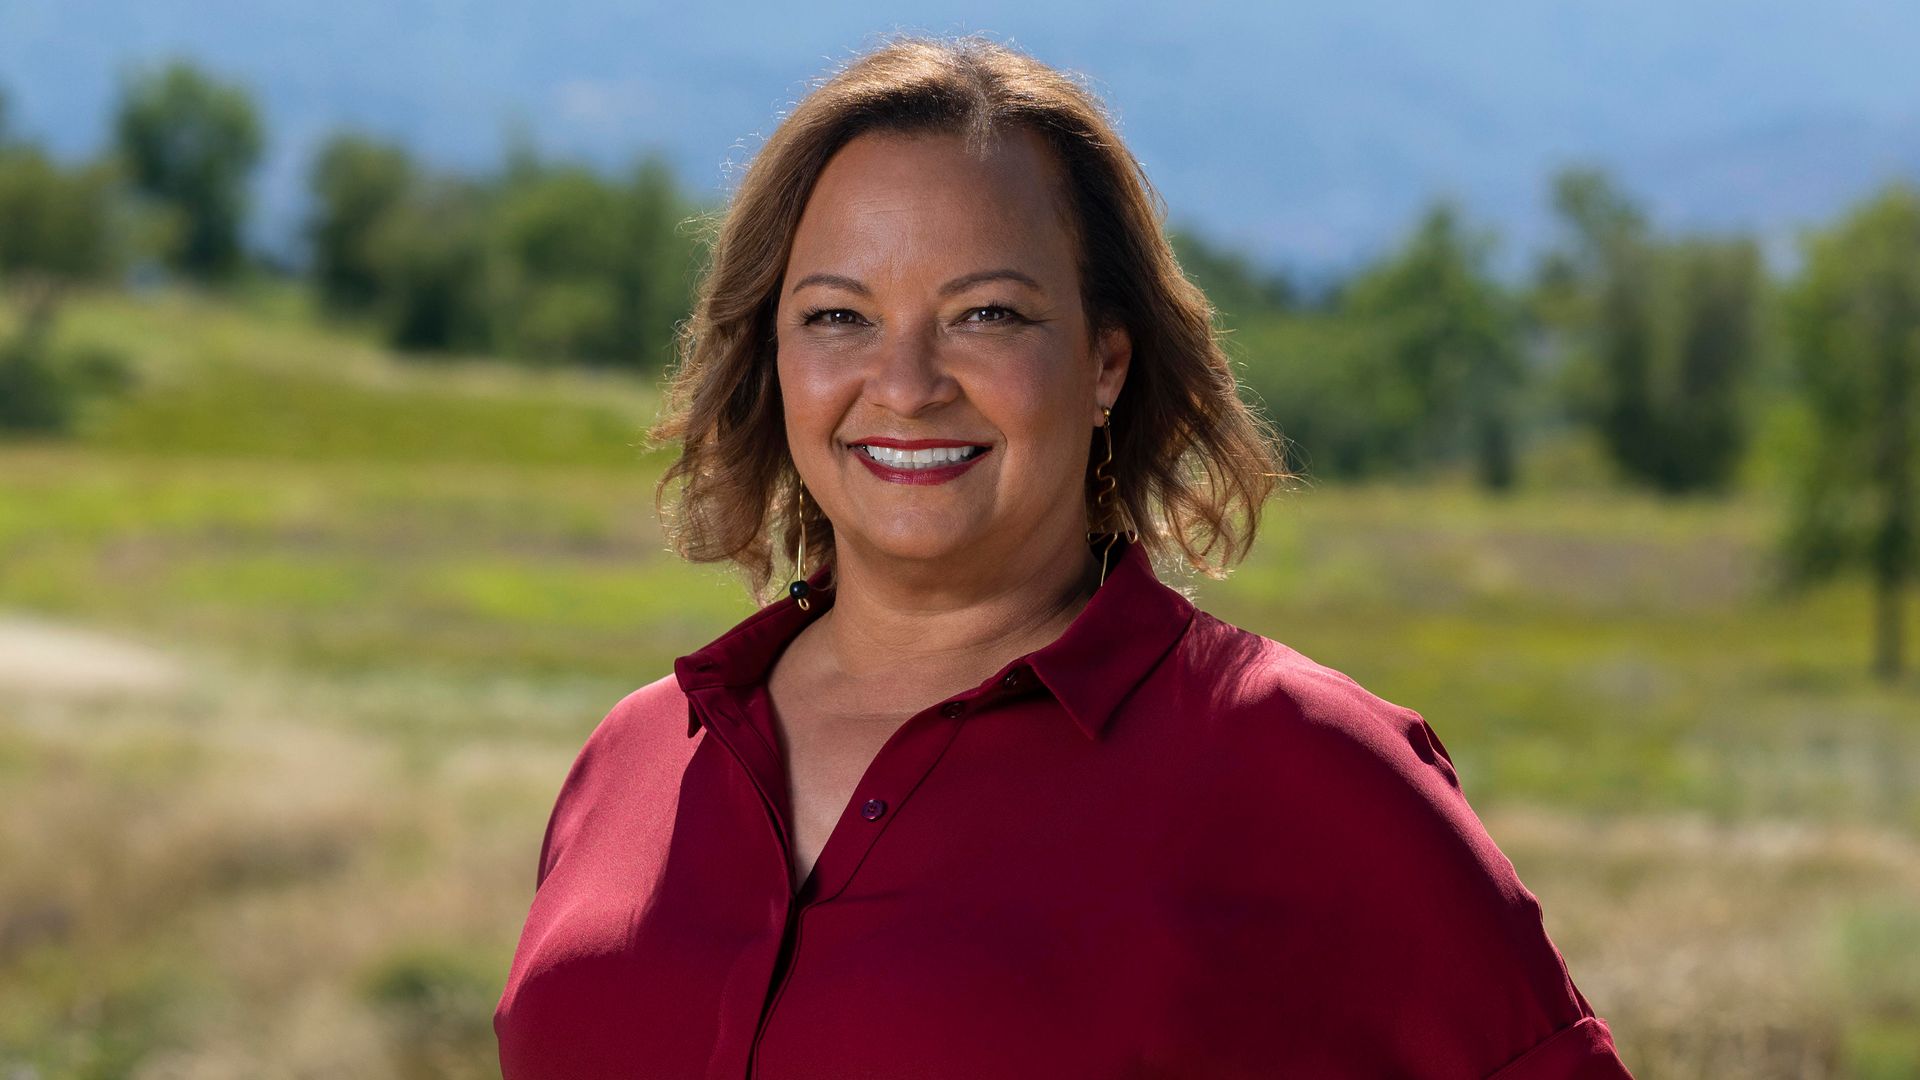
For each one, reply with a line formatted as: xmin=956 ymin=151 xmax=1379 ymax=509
xmin=1195 ymin=477 xmax=1917 ymax=827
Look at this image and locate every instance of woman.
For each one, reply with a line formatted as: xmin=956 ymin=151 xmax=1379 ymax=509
xmin=494 ymin=34 xmax=1632 ymax=1080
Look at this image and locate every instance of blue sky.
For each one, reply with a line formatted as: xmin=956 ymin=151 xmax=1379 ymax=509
xmin=5 ymin=0 xmax=1918 ymax=281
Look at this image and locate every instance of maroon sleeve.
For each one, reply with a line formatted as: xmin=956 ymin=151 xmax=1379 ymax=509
xmin=529 ymin=699 xmax=615 ymax=890
xmin=527 ymin=680 xmax=676 ymax=889
xmin=1487 ymin=1016 xmax=1633 ymax=1079
xmin=1215 ymin=651 xmax=1638 ymax=1078
xmin=1328 ymin=694 xmax=1635 ymax=1079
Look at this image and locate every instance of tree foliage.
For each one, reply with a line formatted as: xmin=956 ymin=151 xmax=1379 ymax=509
xmin=0 ymin=145 xmax=119 ymax=285
xmin=1779 ymin=180 xmax=1920 ymax=679
xmin=1229 ymin=312 xmax=1408 ymax=480
xmin=307 ymin=132 xmax=415 ymax=313
xmin=1341 ymin=200 xmax=1523 ymax=489
xmin=311 ymin=133 xmax=704 ymax=372
xmin=112 ymin=58 xmax=263 ymax=280
xmin=1538 ymin=167 xmax=1762 ymax=494
xmin=370 ymin=175 xmax=495 ymax=354
xmin=0 ymin=102 xmax=129 ymax=434
xmin=1169 ymin=226 xmax=1300 ymax=321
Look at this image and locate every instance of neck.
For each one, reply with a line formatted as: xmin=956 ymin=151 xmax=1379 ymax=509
xmin=812 ymin=522 xmax=1103 ymax=684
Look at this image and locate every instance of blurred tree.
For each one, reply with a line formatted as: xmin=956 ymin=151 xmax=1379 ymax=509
xmin=1342 ymin=199 xmax=1523 ymax=490
xmin=0 ymin=149 xmax=117 ymax=289
xmin=1230 ymin=313 xmax=1411 ymax=479
xmin=1665 ymin=238 xmax=1763 ymax=488
xmin=609 ymin=153 xmax=702 ymax=374
xmin=485 ymin=159 xmax=628 ymax=363
xmin=307 ymin=131 xmax=415 ymax=314
xmin=476 ymin=146 xmax=699 ymax=369
xmin=368 ymin=175 xmax=492 ymax=354
xmin=1780 ymin=181 xmax=1920 ymax=681
xmin=1537 ymin=166 xmax=1762 ymax=494
xmin=1532 ymin=168 xmax=1646 ymax=423
xmin=1538 ymin=167 xmax=1646 ymax=294
xmin=309 ymin=125 xmax=702 ymax=370
xmin=1169 ymin=226 xmax=1298 ymax=324
xmin=0 ymin=134 xmax=125 ymax=433
xmin=112 ymin=58 xmax=263 ymax=281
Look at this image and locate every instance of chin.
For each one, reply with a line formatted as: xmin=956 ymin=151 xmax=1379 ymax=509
xmin=847 ymin=521 xmax=984 ymax=563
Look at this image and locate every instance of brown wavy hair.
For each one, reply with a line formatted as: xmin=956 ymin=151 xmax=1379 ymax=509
xmin=648 ymin=32 xmax=1295 ymax=603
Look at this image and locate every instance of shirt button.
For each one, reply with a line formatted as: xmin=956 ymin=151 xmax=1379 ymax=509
xmin=1001 ymin=670 xmax=1020 ymax=688
xmin=861 ymin=798 xmax=888 ymax=821
xmin=941 ymin=701 xmax=964 ymax=718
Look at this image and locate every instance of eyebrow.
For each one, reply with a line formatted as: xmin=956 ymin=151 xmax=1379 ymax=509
xmin=788 ymin=268 xmax=1045 ymax=298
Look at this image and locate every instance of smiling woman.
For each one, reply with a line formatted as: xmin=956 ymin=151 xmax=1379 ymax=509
xmin=493 ymin=31 xmax=1634 ymax=1080
xmin=773 ymin=124 xmax=1131 ymax=597
xmin=643 ymin=47 xmax=1280 ymax=603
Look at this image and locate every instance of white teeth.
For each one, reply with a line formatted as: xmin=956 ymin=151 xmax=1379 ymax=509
xmin=856 ymin=444 xmax=983 ymax=469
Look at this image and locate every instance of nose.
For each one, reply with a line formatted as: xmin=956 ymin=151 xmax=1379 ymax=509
xmin=866 ymin=320 xmax=959 ymax=417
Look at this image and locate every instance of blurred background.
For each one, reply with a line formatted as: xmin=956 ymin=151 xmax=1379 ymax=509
xmin=2 ymin=2 xmax=1918 ymax=1077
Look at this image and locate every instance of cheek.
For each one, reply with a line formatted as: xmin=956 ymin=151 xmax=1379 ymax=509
xmin=976 ymin=360 xmax=1086 ymax=463
xmin=777 ymin=349 xmax=858 ymax=433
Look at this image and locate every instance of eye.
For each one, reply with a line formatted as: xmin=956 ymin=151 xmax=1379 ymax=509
xmin=801 ymin=307 xmax=863 ymax=327
xmin=963 ymin=304 xmax=1025 ymax=325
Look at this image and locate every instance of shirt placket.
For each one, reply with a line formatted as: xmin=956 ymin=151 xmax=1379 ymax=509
xmin=740 ymin=664 xmax=1036 ymax=1079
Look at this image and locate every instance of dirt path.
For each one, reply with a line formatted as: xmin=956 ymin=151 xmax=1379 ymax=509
xmin=0 ymin=611 xmax=187 ymax=695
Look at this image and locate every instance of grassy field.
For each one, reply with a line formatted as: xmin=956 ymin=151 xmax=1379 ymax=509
xmin=1 ymin=283 xmax=1916 ymax=1078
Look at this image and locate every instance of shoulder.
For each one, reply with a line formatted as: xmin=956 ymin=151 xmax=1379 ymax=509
xmin=1169 ymin=607 xmax=1501 ymax=875
xmin=533 ymin=673 xmax=695 ymax=885
xmin=549 ymin=673 xmax=701 ymax=816
xmin=1168 ymin=607 xmax=1462 ymax=802
xmin=1159 ymin=614 xmax=1612 ymax=1068
xmin=1164 ymin=606 xmax=1542 ymax=966
xmin=565 ymin=672 xmax=693 ymax=780
xmin=1163 ymin=610 xmax=1612 ymax=1073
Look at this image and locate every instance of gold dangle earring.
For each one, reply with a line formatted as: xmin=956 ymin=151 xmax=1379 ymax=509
xmin=1088 ymin=404 xmax=1136 ymax=587
xmin=787 ymin=483 xmax=813 ymax=610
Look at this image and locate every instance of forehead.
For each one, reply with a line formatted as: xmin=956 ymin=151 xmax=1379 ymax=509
xmin=785 ymin=127 xmax=1077 ymax=280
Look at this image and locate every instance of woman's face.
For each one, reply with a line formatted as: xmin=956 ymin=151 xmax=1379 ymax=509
xmin=775 ymin=128 xmax=1130 ymax=575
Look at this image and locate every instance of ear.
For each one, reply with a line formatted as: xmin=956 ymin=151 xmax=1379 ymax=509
xmin=1091 ymin=322 xmax=1132 ymax=425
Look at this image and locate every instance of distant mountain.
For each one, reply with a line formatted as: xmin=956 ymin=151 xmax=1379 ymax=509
xmin=5 ymin=0 xmax=1917 ymax=281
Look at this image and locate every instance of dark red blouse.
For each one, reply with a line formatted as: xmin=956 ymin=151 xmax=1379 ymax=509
xmin=494 ymin=535 xmax=1633 ymax=1078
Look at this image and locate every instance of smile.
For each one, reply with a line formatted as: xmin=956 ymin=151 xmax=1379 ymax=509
xmin=850 ymin=443 xmax=992 ymax=485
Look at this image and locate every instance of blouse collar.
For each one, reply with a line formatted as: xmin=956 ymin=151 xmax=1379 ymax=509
xmin=672 ymin=533 xmax=1197 ymax=741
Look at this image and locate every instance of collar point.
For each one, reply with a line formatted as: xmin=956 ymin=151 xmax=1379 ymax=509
xmin=673 ymin=654 xmax=723 ymax=692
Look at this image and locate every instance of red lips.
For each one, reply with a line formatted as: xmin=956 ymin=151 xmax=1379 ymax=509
xmin=850 ymin=442 xmax=992 ymax=486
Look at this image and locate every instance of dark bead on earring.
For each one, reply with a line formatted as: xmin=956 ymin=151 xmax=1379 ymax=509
xmin=789 ymin=580 xmax=811 ymax=602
